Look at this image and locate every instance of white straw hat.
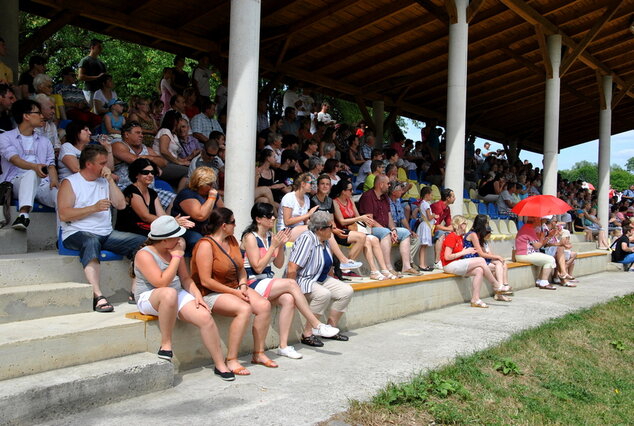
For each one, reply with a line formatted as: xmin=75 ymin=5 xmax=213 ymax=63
xmin=148 ymin=216 xmax=186 ymax=240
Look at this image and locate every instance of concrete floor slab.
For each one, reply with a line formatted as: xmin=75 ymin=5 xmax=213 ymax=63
xmin=35 ymin=270 xmax=634 ymax=426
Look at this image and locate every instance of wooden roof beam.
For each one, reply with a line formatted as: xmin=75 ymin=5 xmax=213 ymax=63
xmin=498 ymin=0 xmax=632 ymax=99
xmin=354 ymin=97 xmax=376 ymax=133
xmin=413 ymin=0 xmax=449 ymax=24
xmin=612 ymin=75 xmax=634 ymax=109
xmin=104 ymin=0 xmax=163 ymax=33
xmin=176 ymin=1 xmax=228 ymax=31
xmin=19 ymin=10 xmax=77 ymax=61
xmin=467 ymin=0 xmax=486 ymax=23
xmin=30 ymin=0 xmax=219 ymax=53
xmin=560 ymin=0 xmax=622 ymax=77
xmin=310 ymin=15 xmax=434 ymax=73
xmin=283 ymin=0 xmax=415 ymax=64
xmin=261 ymin=0 xmax=303 ymax=21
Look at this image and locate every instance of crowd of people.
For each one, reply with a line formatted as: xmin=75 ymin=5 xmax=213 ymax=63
xmin=2 ymin=38 xmax=633 ymax=380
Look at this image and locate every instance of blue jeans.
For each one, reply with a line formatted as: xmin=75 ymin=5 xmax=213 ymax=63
xmin=615 ymin=253 xmax=634 ymax=264
xmin=63 ymin=230 xmax=146 ymax=267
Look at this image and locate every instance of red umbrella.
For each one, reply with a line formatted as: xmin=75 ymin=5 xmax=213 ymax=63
xmin=511 ymin=195 xmax=573 ymax=217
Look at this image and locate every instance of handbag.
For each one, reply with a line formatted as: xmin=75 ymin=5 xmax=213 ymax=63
xmin=349 ymin=220 xmax=369 ymax=235
xmin=0 ymin=182 xmax=13 ymax=228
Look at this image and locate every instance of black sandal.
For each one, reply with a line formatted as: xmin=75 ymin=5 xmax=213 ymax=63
xmin=300 ymin=334 xmax=324 ymax=347
xmin=128 ymin=291 xmax=136 ymax=305
xmin=321 ymin=333 xmax=349 ymax=341
xmin=93 ymin=295 xmax=114 ymax=313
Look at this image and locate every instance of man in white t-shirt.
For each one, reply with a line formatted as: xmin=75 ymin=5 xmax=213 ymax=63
xmin=0 ymin=99 xmax=58 ymax=230
xmin=192 ymin=54 xmax=211 ymax=100
xmin=57 ymin=144 xmax=146 ymax=313
xmin=317 ymin=102 xmax=336 ymax=126
xmin=496 ymin=182 xmax=518 ymax=216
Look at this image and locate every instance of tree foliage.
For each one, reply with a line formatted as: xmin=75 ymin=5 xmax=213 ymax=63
xmin=18 ymin=12 xmax=221 ymax=102
xmin=625 ymin=157 xmax=634 ymax=173
xmin=559 ymin=161 xmax=634 ymax=191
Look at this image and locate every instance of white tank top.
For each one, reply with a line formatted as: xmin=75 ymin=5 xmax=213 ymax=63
xmin=61 ymin=173 xmax=112 ymax=240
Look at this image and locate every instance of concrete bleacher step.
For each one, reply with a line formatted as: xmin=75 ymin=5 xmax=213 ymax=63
xmin=0 ymin=303 xmax=146 ymax=381
xmin=0 ymin=282 xmax=93 ymax=324
xmin=0 ymin=352 xmax=175 ymax=426
xmin=0 ymin=228 xmax=27 ymax=255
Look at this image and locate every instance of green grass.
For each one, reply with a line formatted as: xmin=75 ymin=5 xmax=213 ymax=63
xmin=343 ymin=294 xmax=634 ymax=425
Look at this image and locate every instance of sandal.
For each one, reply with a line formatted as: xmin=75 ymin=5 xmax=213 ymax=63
xmin=470 ymin=299 xmax=489 ymax=308
xmin=536 ymin=283 xmax=557 ymax=290
xmin=494 ymin=294 xmax=512 ymax=302
xmin=93 ymin=295 xmax=114 ymax=313
xmin=369 ymin=271 xmax=387 ymax=281
xmin=225 ymin=358 xmax=251 ymax=375
xmin=127 ymin=291 xmax=136 ymax=305
xmin=493 ymin=284 xmax=513 ymax=295
xmin=381 ymin=269 xmax=399 ymax=279
xmin=251 ymin=351 xmax=278 ymax=368
xmin=560 ymin=282 xmax=577 ymax=287
xmin=421 ymin=266 xmax=435 ymax=272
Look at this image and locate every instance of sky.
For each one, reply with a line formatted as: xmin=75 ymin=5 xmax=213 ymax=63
xmin=403 ymin=121 xmax=634 ymax=170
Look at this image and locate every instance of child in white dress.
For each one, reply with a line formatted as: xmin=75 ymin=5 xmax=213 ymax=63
xmin=416 ymin=187 xmax=438 ymax=271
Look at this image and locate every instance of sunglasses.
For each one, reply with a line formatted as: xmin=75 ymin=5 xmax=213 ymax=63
xmin=261 ymin=213 xmax=275 ymax=219
xmin=225 ymin=219 xmax=236 ymax=225
xmin=319 ymin=225 xmax=333 ymax=230
xmin=139 ymin=170 xmax=156 ymax=175
xmin=206 ymin=151 xmax=218 ymax=157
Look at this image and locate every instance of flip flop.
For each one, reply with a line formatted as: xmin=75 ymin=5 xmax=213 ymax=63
xmin=536 ymin=283 xmax=557 ymax=290
xmin=226 ymin=358 xmax=251 ymax=375
xmin=470 ymin=300 xmax=489 ymax=308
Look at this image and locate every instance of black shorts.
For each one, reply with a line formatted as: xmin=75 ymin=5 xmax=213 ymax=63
xmin=334 ymin=229 xmax=351 ymax=246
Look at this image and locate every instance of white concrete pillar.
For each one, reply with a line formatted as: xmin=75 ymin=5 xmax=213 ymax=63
xmin=444 ymin=0 xmax=469 ymax=216
xmin=542 ymin=34 xmax=562 ymax=197
xmin=372 ymin=100 xmax=384 ymax=148
xmin=0 ymin=0 xmax=20 ymax=84
xmin=224 ymin=0 xmax=261 ymax=231
xmin=598 ymin=75 xmax=612 ymax=231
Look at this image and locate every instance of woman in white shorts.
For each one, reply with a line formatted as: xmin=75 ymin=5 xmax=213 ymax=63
xmin=241 ymin=203 xmax=339 ymax=359
xmin=133 ymin=216 xmax=234 ymax=381
xmin=440 ymin=215 xmax=508 ymax=308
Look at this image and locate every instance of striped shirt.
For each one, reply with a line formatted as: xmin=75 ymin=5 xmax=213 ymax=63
xmin=288 ymin=230 xmax=331 ymax=294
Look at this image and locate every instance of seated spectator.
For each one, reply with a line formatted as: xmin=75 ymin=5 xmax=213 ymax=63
xmin=541 ymin=217 xmax=575 ymax=286
xmin=316 ymin=101 xmax=336 ymax=126
xmin=576 ymin=203 xmax=610 ymax=249
xmin=0 ymin=99 xmax=58 ymax=230
xmin=188 ymin=135 xmax=225 ymax=178
xmin=463 ymin=214 xmax=513 ymax=301
xmin=190 ymin=207 xmax=275 ymax=375
xmin=241 ymin=203 xmax=339 ymax=359
xmin=33 ymin=94 xmax=61 ymax=152
xmin=358 ymin=175 xmax=417 ymax=277
xmin=112 ymin=121 xmax=174 ymax=209
xmin=514 ymin=217 xmax=558 ymax=290
xmin=275 ymin=149 xmax=299 ymax=189
xmin=360 ymin=134 xmax=375 ymax=160
xmin=332 ymin=179 xmax=393 ymax=280
xmin=346 ymin=135 xmax=365 ymax=172
xmin=54 ymin=67 xmax=101 ymax=129
xmin=92 ymin=74 xmax=118 ymax=115
xmin=0 ymin=84 xmax=17 ymax=132
xmin=299 ymin=139 xmax=319 ymax=172
xmin=175 ymin=117 xmax=201 ymax=161
xmin=57 ymin=145 xmax=147 ymax=312
xmin=441 ymin=215 xmax=506 ymax=308
xmin=255 ymin=149 xmax=284 ymax=206
xmin=191 ymin=99 xmax=223 ymax=144
xmin=431 ymin=188 xmax=456 ymax=269
xmin=170 ymin=166 xmax=222 ymax=255
xmin=115 ymin=158 xmax=193 ymax=236
xmin=153 ymin=110 xmax=189 ymax=191
xmin=100 ymin=98 xmax=126 ymax=137
xmin=127 ymin=96 xmax=157 ymax=147
xmin=182 ymin=87 xmax=199 ymax=119
xmin=33 ymin=74 xmax=66 ymax=121
xmin=287 ymin=211 xmax=353 ymax=345
xmin=257 ymin=114 xmax=282 ymax=150
xmin=478 ymin=172 xmax=504 ymax=203
xmin=298 ymin=116 xmax=313 ymax=142
xmin=280 ymin=106 xmax=299 ymax=136
xmin=356 ymin=148 xmax=383 ymax=190
xmin=611 ymin=225 xmax=634 ymax=270
xmin=496 ymin=181 xmax=519 ymax=217
xmin=59 ymin=120 xmax=113 ymax=181
xmin=323 ymin=158 xmax=341 ymax=186
xmin=306 ymin=156 xmax=324 ymax=193
xmin=363 ymin=159 xmax=385 ymax=192
xmin=17 ymin=55 xmax=46 ymax=100
xmin=132 ymin=216 xmax=234 ymax=380
xmin=263 ymin=133 xmax=283 ymax=168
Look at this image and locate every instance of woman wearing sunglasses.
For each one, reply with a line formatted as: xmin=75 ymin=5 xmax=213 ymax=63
xmin=241 ymin=203 xmax=339 ymax=359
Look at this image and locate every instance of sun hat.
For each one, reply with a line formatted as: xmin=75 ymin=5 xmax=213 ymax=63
xmin=148 ymin=216 xmax=186 ymax=240
xmin=106 ymin=98 xmax=126 ymax=108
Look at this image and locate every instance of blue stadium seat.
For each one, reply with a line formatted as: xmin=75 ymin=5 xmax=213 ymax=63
xmin=153 ymin=178 xmax=174 ymax=192
xmin=58 ymin=228 xmax=123 ymax=261
xmin=487 ymin=203 xmax=499 ymax=219
xmin=477 ymin=202 xmax=488 ymax=216
xmin=11 ymin=200 xmax=55 ymax=213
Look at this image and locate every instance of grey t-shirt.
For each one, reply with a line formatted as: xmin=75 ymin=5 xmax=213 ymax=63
xmin=78 ymin=56 xmax=106 ymax=92
xmin=134 ymin=246 xmax=182 ymax=300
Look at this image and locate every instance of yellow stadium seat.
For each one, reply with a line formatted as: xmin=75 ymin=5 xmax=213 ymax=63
xmin=497 ymin=220 xmax=513 ymax=240
xmin=431 ymin=184 xmax=441 ymax=201
xmin=488 ymin=220 xmax=504 ymax=240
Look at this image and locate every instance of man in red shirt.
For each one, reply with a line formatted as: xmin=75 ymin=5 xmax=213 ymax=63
xmin=430 ymin=188 xmax=456 ymax=269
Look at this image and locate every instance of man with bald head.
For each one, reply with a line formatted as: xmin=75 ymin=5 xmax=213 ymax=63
xmin=358 ymin=174 xmax=418 ymax=277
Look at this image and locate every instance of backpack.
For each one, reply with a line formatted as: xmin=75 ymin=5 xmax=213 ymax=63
xmin=0 ymin=181 xmax=13 ymax=228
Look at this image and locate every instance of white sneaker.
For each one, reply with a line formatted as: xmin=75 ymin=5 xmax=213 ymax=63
xmin=434 ymin=261 xmax=443 ymax=270
xmin=312 ymin=323 xmax=340 ymax=338
xmin=277 ymin=345 xmax=303 ymax=359
xmin=340 ymin=260 xmax=363 ymax=269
